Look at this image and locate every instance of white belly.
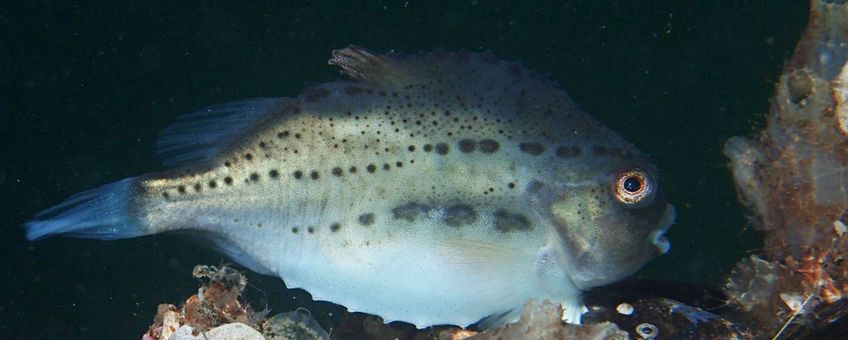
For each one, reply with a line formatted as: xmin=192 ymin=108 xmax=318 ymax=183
xmin=259 ymin=217 xmax=580 ymax=327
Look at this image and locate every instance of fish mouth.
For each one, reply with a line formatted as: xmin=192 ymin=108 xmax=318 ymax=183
xmin=649 ymin=204 xmax=675 ymax=254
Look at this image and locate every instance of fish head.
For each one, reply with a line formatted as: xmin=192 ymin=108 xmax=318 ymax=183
xmin=532 ymin=148 xmax=674 ymax=290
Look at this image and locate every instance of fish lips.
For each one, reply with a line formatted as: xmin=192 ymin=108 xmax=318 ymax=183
xmin=650 ymin=204 xmax=675 ymax=255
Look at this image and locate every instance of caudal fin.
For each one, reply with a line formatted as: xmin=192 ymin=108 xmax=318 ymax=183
xmin=26 ymin=177 xmax=149 ymax=240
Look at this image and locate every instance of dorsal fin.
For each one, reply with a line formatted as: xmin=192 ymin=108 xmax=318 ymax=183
xmin=155 ymin=98 xmax=293 ymax=167
xmin=331 ymin=45 xmax=508 ymax=87
xmin=328 ymin=45 xmax=576 ymax=113
xmin=328 ymin=46 xmax=392 ymax=84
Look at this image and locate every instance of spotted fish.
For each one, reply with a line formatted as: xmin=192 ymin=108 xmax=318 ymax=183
xmin=26 ymin=46 xmax=674 ymax=328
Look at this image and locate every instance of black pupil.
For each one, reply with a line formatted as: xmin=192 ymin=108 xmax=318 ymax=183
xmin=623 ymin=177 xmax=642 ymax=192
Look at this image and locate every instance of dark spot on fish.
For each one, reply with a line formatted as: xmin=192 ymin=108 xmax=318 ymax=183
xmin=310 ymin=171 xmax=319 ymax=180
xmin=308 ymin=226 xmax=315 ymax=234
xmin=177 ymin=186 xmax=187 ymax=194
xmin=278 ymin=131 xmax=290 ymax=139
xmin=358 ymin=213 xmax=375 ymax=226
xmin=208 ymin=180 xmax=217 ymax=189
xmin=508 ymin=182 xmax=516 ymax=189
xmin=458 ymin=139 xmax=476 ymax=153
xmin=494 ymin=209 xmax=532 ymax=232
xmin=224 ymin=177 xmax=233 ymax=185
xmin=395 ymin=161 xmax=403 ymax=167
xmin=161 ymin=192 xmax=170 ymax=198
xmin=591 ymin=145 xmax=608 ymax=156
xmin=392 ymin=202 xmax=431 ymax=222
xmin=367 ymin=164 xmax=376 ymax=173
xmin=294 ymin=133 xmax=301 ymax=139
xmin=383 ymin=163 xmax=390 ymax=171
xmin=479 ymin=139 xmax=500 ymax=153
xmin=349 ymin=166 xmax=358 ymax=173
xmin=435 ymin=143 xmax=449 ymax=155
xmin=332 ymin=167 xmax=343 ymax=177
xmin=526 ymin=180 xmax=544 ymax=195
xmin=408 ymin=145 xmax=416 ymax=152
xmin=259 ymin=142 xmax=267 ymax=149
xmin=193 ymin=183 xmax=202 ymax=192
xmin=305 ymin=87 xmax=330 ymax=103
xmin=269 ymin=169 xmax=279 ymax=178
xmin=292 ymin=227 xmax=299 ymax=234
xmin=556 ymin=146 xmax=581 ymax=158
xmin=330 ymin=222 xmax=341 ymax=232
xmin=519 ymin=142 xmax=545 ymax=155
xmin=293 ymin=170 xmax=303 ymax=179
xmin=224 ymin=161 xmax=232 ymax=167
xmin=250 ymin=173 xmax=260 ymax=182
xmin=423 ymin=144 xmax=433 ymax=152
xmin=245 ymin=153 xmax=253 ymax=161
xmin=444 ymin=204 xmax=478 ymax=227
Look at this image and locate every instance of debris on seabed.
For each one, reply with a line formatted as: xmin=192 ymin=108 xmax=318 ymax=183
xmin=142 ymin=264 xmax=329 ymax=340
xmin=465 ymin=300 xmax=628 ymax=340
xmin=723 ymin=0 xmax=848 ymax=338
xmin=333 ymin=300 xmax=629 ymax=340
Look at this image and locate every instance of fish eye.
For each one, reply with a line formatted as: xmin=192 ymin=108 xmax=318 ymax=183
xmin=614 ymin=169 xmax=652 ymax=204
xmin=623 ymin=177 xmax=642 ymax=192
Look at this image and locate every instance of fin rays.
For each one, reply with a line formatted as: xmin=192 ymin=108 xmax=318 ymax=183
xmin=155 ymin=98 xmax=290 ymax=167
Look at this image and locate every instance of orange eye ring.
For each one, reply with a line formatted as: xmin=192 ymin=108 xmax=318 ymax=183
xmin=614 ymin=169 xmax=652 ymax=204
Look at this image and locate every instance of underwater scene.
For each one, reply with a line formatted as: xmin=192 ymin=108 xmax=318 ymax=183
xmin=5 ymin=0 xmax=847 ymax=339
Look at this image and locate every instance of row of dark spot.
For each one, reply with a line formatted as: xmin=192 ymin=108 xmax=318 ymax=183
xmin=455 ymin=138 xmax=501 ymax=154
xmin=517 ymin=142 xmax=581 ymax=158
xmin=163 ymin=142 xmax=582 ymax=199
xmin=403 ymin=136 xmax=597 ymax=160
xmin=290 ymin=221 xmax=342 ymax=234
xmin=388 ymin=202 xmax=532 ymax=232
xmin=280 ymin=204 xmax=533 ymax=233
xmin=162 ymin=139 xmax=589 ymax=200
xmin=162 ymin=175 xmax=237 ymax=198
xmin=515 ymin=142 xmax=624 ymax=159
xmin=236 ymin=129 xmax=504 ymax=163
xmin=162 ymin=158 xmax=413 ymax=198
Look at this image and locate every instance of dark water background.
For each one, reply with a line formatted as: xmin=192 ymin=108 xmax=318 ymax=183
xmin=1 ymin=1 xmax=808 ymax=339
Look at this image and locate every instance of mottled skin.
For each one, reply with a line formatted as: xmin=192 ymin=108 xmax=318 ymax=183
xmin=30 ymin=47 xmax=674 ymax=328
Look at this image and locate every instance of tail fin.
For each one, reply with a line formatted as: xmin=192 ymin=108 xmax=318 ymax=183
xmin=26 ymin=177 xmax=150 ymax=240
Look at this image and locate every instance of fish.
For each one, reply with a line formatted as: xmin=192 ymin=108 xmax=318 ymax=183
xmin=26 ymin=46 xmax=675 ymax=328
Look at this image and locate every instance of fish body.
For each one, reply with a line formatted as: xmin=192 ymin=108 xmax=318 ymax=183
xmin=27 ymin=46 xmax=674 ymax=328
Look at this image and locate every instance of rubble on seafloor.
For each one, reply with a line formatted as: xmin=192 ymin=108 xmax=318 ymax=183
xmin=723 ymin=0 xmax=848 ymax=338
xmin=143 ymin=264 xmax=330 ymax=340
xmin=143 ymin=1 xmax=848 ymax=339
